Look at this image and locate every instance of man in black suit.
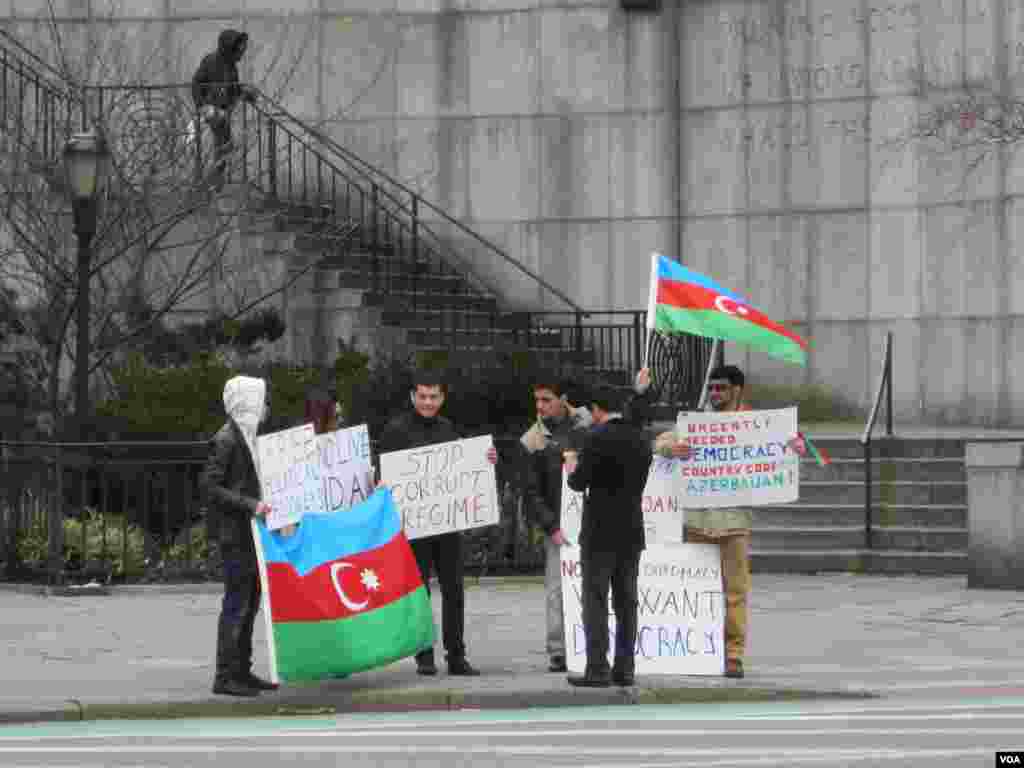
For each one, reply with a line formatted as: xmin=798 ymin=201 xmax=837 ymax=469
xmin=566 ymin=371 xmax=653 ymax=687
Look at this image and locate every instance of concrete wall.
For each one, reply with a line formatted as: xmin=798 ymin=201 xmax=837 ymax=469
xmin=4 ymin=0 xmax=1023 ymax=425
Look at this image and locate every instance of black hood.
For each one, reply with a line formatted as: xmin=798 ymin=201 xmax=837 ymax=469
xmin=217 ymin=29 xmax=248 ymax=62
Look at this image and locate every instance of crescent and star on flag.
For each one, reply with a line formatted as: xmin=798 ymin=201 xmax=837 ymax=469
xmin=330 ymin=562 xmax=381 ymax=613
xmin=713 ymin=295 xmax=750 ymax=317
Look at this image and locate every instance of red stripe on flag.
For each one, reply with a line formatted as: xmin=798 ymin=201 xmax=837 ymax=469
xmin=266 ymin=532 xmax=424 ymax=623
xmin=657 ymin=279 xmax=807 ymax=350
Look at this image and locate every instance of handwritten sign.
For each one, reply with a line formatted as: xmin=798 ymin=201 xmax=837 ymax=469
xmin=314 ymin=424 xmax=374 ymax=515
xmin=379 ymin=435 xmax=499 ymax=540
xmin=560 ymin=456 xmax=688 ymax=548
xmin=256 ymin=424 xmax=320 ymax=531
xmin=561 ymin=544 xmax=725 ymax=675
xmin=677 ymin=407 xmax=799 ymax=508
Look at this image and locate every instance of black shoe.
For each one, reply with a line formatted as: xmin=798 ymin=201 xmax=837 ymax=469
xmin=243 ymin=672 xmax=279 ymax=691
xmin=612 ymin=672 xmax=635 ymax=686
xmin=725 ymin=658 xmax=745 ymax=679
xmin=612 ymin=658 xmax=635 ymax=686
xmin=447 ymin=657 xmax=480 ymax=676
xmin=416 ymin=657 xmax=438 ymax=676
xmin=548 ymin=656 xmax=568 ymax=673
xmin=212 ymin=678 xmax=260 ymax=697
xmin=567 ymin=670 xmax=611 ymax=688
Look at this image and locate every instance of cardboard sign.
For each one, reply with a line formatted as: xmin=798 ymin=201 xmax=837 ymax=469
xmin=379 ymin=435 xmax=499 ymax=540
xmin=560 ymin=456 xmax=687 ymax=548
xmin=315 ymin=424 xmax=374 ymax=515
xmin=677 ymin=407 xmax=800 ymax=508
xmin=561 ymin=544 xmax=725 ymax=676
xmin=256 ymin=424 xmax=320 ymax=531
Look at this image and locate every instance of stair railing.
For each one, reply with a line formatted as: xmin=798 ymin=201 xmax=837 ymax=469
xmin=860 ymin=331 xmax=894 ymax=549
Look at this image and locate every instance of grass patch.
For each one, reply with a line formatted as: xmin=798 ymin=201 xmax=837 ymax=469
xmin=747 ymin=382 xmax=863 ymax=423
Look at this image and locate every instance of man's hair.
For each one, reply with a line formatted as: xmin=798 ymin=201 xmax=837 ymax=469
xmin=411 ymin=368 xmax=447 ymax=395
xmin=531 ymin=374 xmax=564 ymax=398
xmin=589 ymin=384 xmax=625 ymax=414
xmin=708 ymin=364 xmax=745 ymax=389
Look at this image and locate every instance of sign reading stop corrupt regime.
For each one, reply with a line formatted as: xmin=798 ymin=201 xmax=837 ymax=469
xmin=379 ymin=435 xmax=499 ymax=541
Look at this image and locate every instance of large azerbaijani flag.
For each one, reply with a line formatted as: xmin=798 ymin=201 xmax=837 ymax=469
xmin=253 ymin=489 xmax=434 ymax=683
xmin=646 ymin=253 xmax=808 ymax=366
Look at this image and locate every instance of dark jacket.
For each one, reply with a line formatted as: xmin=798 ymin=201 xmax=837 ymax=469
xmin=568 ymin=416 xmax=653 ymax=554
xmin=377 ymin=410 xmax=462 ymax=456
xmin=192 ymin=29 xmax=249 ymax=111
xmin=201 ymin=419 xmax=261 ymax=560
xmin=519 ymin=407 xmax=592 ymax=535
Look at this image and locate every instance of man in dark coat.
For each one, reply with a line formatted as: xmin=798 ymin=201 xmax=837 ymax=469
xmin=376 ymin=369 xmax=497 ymax=677
xmin=566 ymin=374 xmax=653 ymax=688
xmin=191 ymin=29 xmax=254 ymax=183
xmin=201 ymin=375 xmax=278 ymax=697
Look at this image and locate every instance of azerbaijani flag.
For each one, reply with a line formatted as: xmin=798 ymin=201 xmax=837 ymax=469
xmin=646 ymin=253 xmax=808 ymax=366
xmin=253 ymin=489 xmax=434 ymax=683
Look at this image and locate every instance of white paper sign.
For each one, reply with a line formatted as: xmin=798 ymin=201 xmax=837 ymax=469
xmin=561 ymin=544 xmax=725 ymax=675
xmin=256 ymin=424 xmax=320 ymax=531
xmin=314 ymin=424 xmax=374 ymax=515
xmin=677 ymin=407 xmax=800 ymax=508
xmin=379 ymin=435 xmax=499 ymax=540
xmin=560 ymin=456 xmax=688 ymax=549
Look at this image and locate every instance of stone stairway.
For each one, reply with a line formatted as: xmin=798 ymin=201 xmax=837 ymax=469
xmin=751 ymin=437 xmax=969 ymax=576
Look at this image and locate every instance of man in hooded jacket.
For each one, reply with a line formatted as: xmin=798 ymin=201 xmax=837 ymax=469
xmin=201 ymin=375 xmax=278 ymax=697
xmin=191 ymin=29 xmax=254 ymax=184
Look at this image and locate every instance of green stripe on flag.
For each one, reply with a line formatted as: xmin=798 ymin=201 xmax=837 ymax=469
xmin=272 ymin=586 xmax=435 ymax=682
xmin=655 ymin=305 xmax=807 ymax=366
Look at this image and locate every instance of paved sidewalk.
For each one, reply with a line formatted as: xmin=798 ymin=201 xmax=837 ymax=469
xmin=1 ymin=574 xmax=1022 ymax=723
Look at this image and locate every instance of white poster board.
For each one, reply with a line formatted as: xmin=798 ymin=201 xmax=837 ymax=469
xmin=560 ymin=544 xmax=725 ymax=675
xmin=256 ymin=424 xmax=321 ymax=531
xmin=560 ymin=457 xmax=688 ymax=549
xmin=315 ymin=424 xmax=374 ymax=515
xmin=379 ymin=435 xmax=499 ymax=540
xmin=677 ymin=407 xmax=800 ymax=508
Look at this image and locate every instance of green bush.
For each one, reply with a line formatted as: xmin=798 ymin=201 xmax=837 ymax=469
xmin=747 ymin=381 xmax=862 ymax=423
xmin=16 ymin=509 xmax=148 ymax=579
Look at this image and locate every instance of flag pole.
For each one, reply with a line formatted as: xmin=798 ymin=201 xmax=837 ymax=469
xmin=251 ymin=518 xmax=280 ymax=685
xmin=696 ymin=339 xmax=721 ymax=411
xmin=643 ymin=253 xmax=659 ymax=369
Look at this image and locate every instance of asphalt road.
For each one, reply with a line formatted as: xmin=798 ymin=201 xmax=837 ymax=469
xmin=0 ymin=697 xmax=1021 ymax=767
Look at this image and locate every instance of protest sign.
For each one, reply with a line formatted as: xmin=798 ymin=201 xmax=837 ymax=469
xmin=314 ymin=424 xmax=374 ymax=515
xmin=559 ymin=456 xmax=687 ymax=548
xmin=256 ymin=424 xmax=321 ymax=531
xmin=379 ymin=435 xmax=499 ymax=540
xmin=677 ymin=407 xmax=799 ymax=508
xmin=561 ymin=544 xmax=725 ymax=675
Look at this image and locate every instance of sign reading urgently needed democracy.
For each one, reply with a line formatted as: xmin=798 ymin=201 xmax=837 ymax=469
xmin=315 ymin=424 xmax=374 ymax=515
xmin=560 ymin=545 xmax=725 ymax=676
xmin=257 ymin=424 xmax=321 ymax=531
xmin=677 ymin=407 xmax=800 ymax=508
xmin=379 ymin=435 xmax=499 ymax=541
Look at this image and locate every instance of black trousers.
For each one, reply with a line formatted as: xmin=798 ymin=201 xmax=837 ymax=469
xmin=581 ymin=548 xmax=641 ymax=674
xmin=411 ymin=532 xmax=466 ymax=660
xmin=215 ymin=553 xmax=261 ymax=682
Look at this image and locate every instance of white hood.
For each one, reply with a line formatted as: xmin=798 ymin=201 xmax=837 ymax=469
xmin=223 ymin=375 xmax=266 ymax=471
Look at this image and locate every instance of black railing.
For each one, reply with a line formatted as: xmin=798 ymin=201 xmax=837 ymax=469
xmin=860 ymin=331 xmax=894 ymax=549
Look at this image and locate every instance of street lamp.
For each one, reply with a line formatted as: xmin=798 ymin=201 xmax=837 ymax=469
xmin=64 ymin=131 xmax=111 ymax=437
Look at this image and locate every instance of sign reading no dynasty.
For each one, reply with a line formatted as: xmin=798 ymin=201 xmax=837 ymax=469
xmin=256 ymin=424 xmax=321 ymax=531
xmin=379 ymin=435 xmax=499 ymax=540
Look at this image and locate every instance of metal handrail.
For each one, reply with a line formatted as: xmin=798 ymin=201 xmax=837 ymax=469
xmin=859 ymin=331 xmax=894 ymax=549
xmin=249 ymin=89 xmax=586 ymax=314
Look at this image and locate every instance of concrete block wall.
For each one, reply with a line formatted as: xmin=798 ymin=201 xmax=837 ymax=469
xmin=4 ymin=0 xmax=1024 ymax=425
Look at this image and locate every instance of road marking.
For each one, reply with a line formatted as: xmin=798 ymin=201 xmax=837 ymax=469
xmin=557 ymin=747 xmax=996 ymax=768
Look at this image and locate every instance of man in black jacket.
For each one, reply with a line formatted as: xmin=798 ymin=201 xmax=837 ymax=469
xmin=377 ymin=370 xmax=497 ymax=677
xmin=201 ymin=375 xmax=278 ymax=697
xmin=566 ymin=377 xmax=653 ymax=688
xmin=191 ymin=29 xmax=254 ymax=185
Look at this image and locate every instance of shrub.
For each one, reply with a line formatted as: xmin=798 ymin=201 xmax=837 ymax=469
xmin=747 ymin=381 xmax=862 ymax=423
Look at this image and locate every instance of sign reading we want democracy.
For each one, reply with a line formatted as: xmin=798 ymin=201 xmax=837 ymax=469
xmin=677 ymin=407 xmax=800 ymax=508
xmin=379 ymin=435 xmax=499 ymax=541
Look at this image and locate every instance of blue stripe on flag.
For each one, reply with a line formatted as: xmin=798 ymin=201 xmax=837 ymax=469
xmin=256 ymin=488 xmax=401 ymax=576
xmin=654 ymin=253 xmax=747 ymax=303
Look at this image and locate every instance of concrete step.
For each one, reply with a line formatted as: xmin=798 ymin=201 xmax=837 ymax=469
xmin=325 ymin=268 xmax=473 ymax=295
xmin=797 ymin=458 xmax=965 ymax=483
xmin=752 ymin=503 xmax=966 ymax=528
xmin=404 ymin=347 xmax=598 ymax=367
xmin=796 ymin=438 xmax=968 ymax=460
xmin=751 ymin=549 xmax=969 ymax=575
xmin=794 ymin=480 xmax=967 ymax=506
xmin=364 ymin=291 xmax=498 ymax=312
xmin=380 ymin=310 xmax=535 ymax=331
xmin=405 ymin=327 xmax=566 ymax=349
xmin=751 ymin=525 xmax=966 ymax=552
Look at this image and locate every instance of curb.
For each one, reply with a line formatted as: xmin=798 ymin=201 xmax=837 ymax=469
xmin=0 ymin=684 xmax=876 ymax=724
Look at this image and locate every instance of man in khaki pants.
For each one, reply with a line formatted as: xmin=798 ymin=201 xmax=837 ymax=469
xmin=655 ymin=364 xmax=804 ymax=679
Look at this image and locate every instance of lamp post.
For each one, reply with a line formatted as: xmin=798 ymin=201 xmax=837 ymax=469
xmin=63 ymin=131 xmax=111 ymax=438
